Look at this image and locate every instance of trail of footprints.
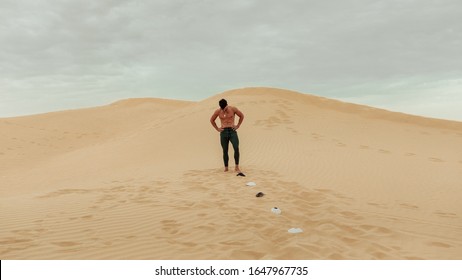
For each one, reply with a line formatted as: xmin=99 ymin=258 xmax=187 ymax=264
xmin=0 ymin=120 xmax=102 ymax=157
xmin=310 ymin=133 xmax=452 ymax=164
xmin=252 ymin=99 xmax=298 ymax=134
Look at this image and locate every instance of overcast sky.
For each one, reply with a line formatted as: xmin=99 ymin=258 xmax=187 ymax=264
xmin=1 ymin=0 xmax=461 ymax=120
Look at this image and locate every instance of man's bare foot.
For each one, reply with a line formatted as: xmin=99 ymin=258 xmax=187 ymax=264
xmin=235 ymin=166 xmax=241 ymax=172
xmin=224 ymin=167 xmax=229 ymax=172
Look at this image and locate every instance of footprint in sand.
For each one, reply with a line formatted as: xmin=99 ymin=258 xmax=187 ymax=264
xmin=399 ymin=203 xmax=419 ymax=210
xmin=427 ymin=241 xmax=452 ymax=248
xmin=311 ymin=133 xmax=324 ymax=139
xmin=434 ymin=211 xmax=457 ymax=219
xmin=359 ymin=225 xmax=393 ymax=235
xmin=428 ymin=157 xmax=444 ymax=163
xmin=286 ymin=127 xmax=299 ymax=134
xmin=161 ymin=219 xmax=182 ymax=234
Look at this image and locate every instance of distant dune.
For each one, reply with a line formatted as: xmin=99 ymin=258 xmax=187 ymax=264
xmin=1 ymin=87 xmax=461 ymax=259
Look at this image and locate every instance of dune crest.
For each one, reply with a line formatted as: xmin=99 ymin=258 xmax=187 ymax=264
xmin=1 ymin=87 xmax=461 ymax=259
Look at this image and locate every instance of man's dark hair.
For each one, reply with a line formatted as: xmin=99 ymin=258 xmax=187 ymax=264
xmin=219 ymin=99 xmax=227 ymax=110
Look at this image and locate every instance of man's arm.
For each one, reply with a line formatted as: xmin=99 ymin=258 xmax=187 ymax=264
xmin=210 ymin=110 xmax=222 ymax=132
xmin=234 ymin=107 xmax=244 ymax=129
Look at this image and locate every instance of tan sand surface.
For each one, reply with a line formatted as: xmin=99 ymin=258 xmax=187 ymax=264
xmin=1 ymin=87 xmax=462 ymax=259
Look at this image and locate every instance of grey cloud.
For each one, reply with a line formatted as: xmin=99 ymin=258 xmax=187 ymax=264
xmin=1 ymin=0 xmax=461 ymax=119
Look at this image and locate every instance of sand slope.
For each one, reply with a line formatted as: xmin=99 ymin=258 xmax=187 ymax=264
xmin=1 ymin=87 xmax=462 ymax=259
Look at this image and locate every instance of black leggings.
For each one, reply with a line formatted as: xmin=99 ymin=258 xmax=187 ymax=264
xmin=220 ymin=128 xmax=240 ymax=167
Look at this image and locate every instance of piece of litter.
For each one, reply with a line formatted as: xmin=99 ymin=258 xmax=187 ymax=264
xmin=271 ymin=207 xmax=281 ymax=215
xmin=288 ymin=228 xmax=303 ymax=234
xmin=246 ymin=182 xmax=256 ymax=187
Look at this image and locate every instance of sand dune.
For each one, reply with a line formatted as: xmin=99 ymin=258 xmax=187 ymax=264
xmin=1 ymin=87 xmax=462 ymax=259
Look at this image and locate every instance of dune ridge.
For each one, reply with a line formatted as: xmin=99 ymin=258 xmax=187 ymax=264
xmin=1 ymin=87 xmax=461 ymax=259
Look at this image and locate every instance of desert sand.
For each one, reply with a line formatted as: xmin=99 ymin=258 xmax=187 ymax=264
xmin=1 ymin=87 xmax=461 ymax=259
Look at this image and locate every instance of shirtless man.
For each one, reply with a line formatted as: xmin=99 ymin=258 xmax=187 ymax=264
xmin=210 ymin=99 xmax=244 ymax=172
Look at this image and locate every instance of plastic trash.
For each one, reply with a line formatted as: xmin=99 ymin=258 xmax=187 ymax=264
xmin=288 ymin=228 xmax=303 ymax=234
xmin=246 ymin=182 xmax=256 ymax=187
xmin=271 ymin=207 xmax=281 ymax=215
